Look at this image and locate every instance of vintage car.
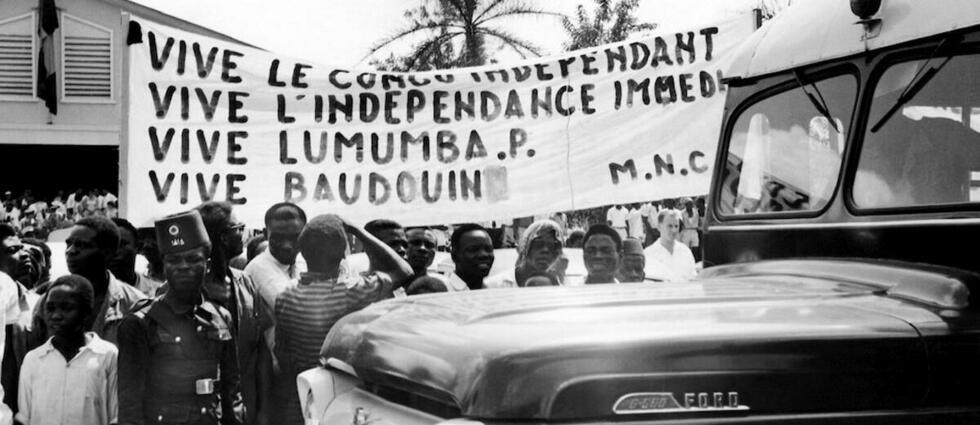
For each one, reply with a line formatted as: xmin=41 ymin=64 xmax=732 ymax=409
xmin=298 ymin=1 xmax=980 ymax=423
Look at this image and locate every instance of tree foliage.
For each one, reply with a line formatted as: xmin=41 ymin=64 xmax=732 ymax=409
xmin=561 ymin=0 xmax=656 ymax=51
xmin=368 ymin=0 xmax=560 ymax=71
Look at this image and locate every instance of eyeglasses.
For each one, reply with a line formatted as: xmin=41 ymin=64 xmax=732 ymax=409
xmin=226 ymin=223 xmax=245 ymax=233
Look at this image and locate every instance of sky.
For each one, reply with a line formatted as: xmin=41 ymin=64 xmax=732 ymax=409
xmin=131 ymin=0 xmax=780 ymax=69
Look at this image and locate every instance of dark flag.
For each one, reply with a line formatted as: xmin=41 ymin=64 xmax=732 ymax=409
xmin=37 ymin=0 xmax=59 ymax=115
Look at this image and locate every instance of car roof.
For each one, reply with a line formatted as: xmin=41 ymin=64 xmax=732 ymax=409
xmin=728 ymin=0 xmax=980 ymax=80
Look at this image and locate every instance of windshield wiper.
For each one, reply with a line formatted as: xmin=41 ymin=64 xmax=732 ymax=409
xmin=794 ymin=70 xmax=841 ymax=134
xmin=870 ymin=35 xmax=962 ymax=133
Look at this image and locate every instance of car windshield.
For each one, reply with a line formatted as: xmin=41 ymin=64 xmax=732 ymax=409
xmin=853 ymin=53 xmax=980 ymax=209
xmin=719 ymin=74 xmax=857 ymax=215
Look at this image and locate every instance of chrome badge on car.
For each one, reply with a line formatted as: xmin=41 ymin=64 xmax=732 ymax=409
xmin=352 ymin=407 xmax=370 ymax=425
xmin=613 ymin=392 xmax=749 ymax=414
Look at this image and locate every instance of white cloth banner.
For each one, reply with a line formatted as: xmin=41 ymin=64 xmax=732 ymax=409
xmin=124 ymin=16 xmax=754 ymax=227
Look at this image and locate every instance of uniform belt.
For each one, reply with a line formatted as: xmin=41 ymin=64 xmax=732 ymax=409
xmin=148 ymin=377 xmax=220 ymax=397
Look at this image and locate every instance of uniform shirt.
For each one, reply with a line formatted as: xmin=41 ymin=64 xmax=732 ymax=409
xmin=644 ymin=239 xmax=697 ymax=282
xmin=17 ymin=333 xmax=117 ymax=425
xmin=275 ymin=271 xmax=392 ymax=425
xmin=606 ymin=207 xmax=628 ymax=228
xmin=117 ymin=295 xmax=244 ymax=425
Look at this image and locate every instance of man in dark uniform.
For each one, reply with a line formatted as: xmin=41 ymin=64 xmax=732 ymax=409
xmin=118 ymin=210 xmax=244 ymax=425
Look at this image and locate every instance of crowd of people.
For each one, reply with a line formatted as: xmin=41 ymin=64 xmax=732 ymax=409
xmin=0 ymin=192 xmax=707 ymax=425
xmin=0 ymin=189 xmax=120 ymax=240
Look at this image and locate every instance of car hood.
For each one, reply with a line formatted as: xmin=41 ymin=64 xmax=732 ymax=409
xmin=322 ymin=276 xmax=939 ymax=420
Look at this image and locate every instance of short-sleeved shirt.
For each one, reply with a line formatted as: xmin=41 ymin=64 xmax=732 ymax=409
xmin=606 ymin=207 xmax=628 ymax=228
xmin=17 ymin=333 xmax=118 ymax=425
xmin=244 ymin=250 xmax=302 ymax=313
xmin=274 ymin=272 xmax=389 ymax=375
xmin=627 ymin=208 xmax=645 ymax=237
xmin=644 ymin=239 xmax=697 ymax=282
xmin=274 ymin=271 xmax=391 ymax=425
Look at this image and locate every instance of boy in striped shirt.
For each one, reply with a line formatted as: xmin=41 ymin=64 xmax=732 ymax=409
xmin=274 ymin=214 xmax=412 ymax=425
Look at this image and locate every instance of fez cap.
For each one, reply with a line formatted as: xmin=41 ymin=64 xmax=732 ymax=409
xmin=155 ymin=210 xmax=211 ymax=255
xmin=623 ymin=238 xmax=644 ymax=256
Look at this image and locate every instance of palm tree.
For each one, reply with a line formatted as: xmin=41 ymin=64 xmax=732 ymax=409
xmin=562 ymin=0 xmax=655 ymax=51
xmin=368 ymin=0 xmax=560 ymax=71
xmin=758 ymin=0 xmax=793 ymax=22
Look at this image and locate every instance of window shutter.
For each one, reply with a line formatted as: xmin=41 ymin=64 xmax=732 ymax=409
xmin=0 ymin=14 xmax=35 ymax=98
xmin=62 ymin=14 xmax=111 ymax=100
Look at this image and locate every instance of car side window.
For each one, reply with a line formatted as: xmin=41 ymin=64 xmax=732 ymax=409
xmin=853 ymin=54 xmax=980 ymax=209
xmin=719 ymin=74 xmax=856 ymax=216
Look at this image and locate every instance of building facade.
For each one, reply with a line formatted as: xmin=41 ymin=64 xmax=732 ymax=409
xmin=0 ymin=0 xmax=253 ymax=200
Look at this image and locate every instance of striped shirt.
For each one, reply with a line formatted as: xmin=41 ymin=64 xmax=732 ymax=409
xmin=274 ymin=272 xmax=390 ymax=373
xmin=274 ymin=272 xmax=390 ymax=425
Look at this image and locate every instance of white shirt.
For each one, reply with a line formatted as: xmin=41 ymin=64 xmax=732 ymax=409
xmin=639 ymin=202 xmax=654 ymax=219
xmin=644 ymin=238 xmax=697 ymax=282
xmin=484 ymin=268 xmax=516 ymax=288
xmin=606 ymin=207 xmax=628 ymax=228
xmin=646 ymin=204 xmax=661 ymax=229
xmin=64 ymin=195 xmax=78 ymax=212
xmin=0 ymin=274 xmax=11 ymax=425
xmin=244 ymin=250 xmax=305 ymax=358
xmin=627 ymin=208 xmax=645 ymax=238
xmin=244 ymin=250 xmax=303 ymax=310
xmin=681 ymin=210 xmax=701 ymax=231
xmin=17 ymin=333 xmax=118 ymax=425
xmin=445 ymin=272 xmax=472 ymax=292
xmin=0 ymin=273 xmax=20 ymax=329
